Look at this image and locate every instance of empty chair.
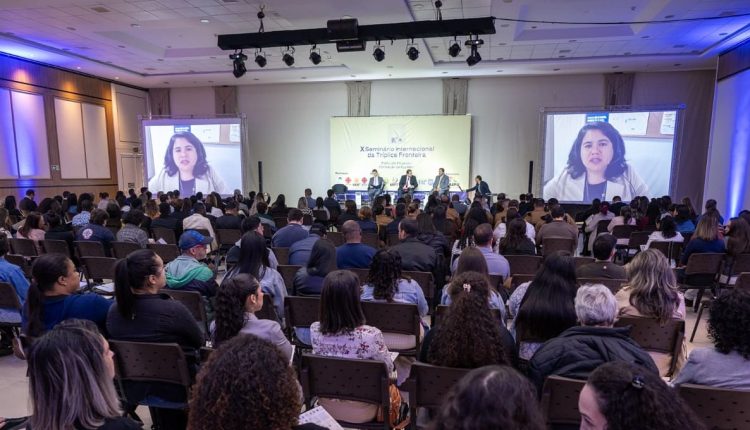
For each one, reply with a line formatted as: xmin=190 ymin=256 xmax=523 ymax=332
xmin=679 ymin=253 xmax=724 ymax=311
xmin=540 ymin=375 xmax=586 ymax=428
xmin=80 ymin=257 xmax=117 ymax=289
xmin=362 ymin=232 xmax=380 ymax=249
xmin=387 ymin=233 xmax=400 ymax=247
xmin=273 ymin=217 xmax=288 ymax=229
xmin=4 ymin=254 xmax=32 ymax=279
xmin=111 ymin=241 xmax=142 ymax=259
xmin=679 ymin=383 xmax=750 ymax=430
xmin=361 ymin=301 xmax=421 ymax=355
xmin=349 ymin=267 xmax=370 ymax=286
xmin=648 ymin=241 xmax=683 ymax=266
xmin=10 ymin=238 xmax=38 ymax=257
xmin=573 ymin=256 xmax=594 ymax=270
xmin=276 ymin=264 xmax=302 ymax=294
xmin=147 ymin=243 xmax=180 ymax=264
xmin=215 ymin=228 xmax=241 ymax=252
xmin=627 ymin=231 xmax=651 ymax=255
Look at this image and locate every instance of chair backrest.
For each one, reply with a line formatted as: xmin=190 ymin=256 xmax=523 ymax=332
xmin=42 ymin=239 xmax=71 ymax=257
xmin=10 ymin=238 xmax=38 ymax=256
xmin=684 ymin=253 xmax=724 ymax=288
xmin=362 ymin=232 xmax=379 ymax=249
xmin=0 ymin=281 xmax=22 ymax=310
xmin=488 ymin=274 xmax=504 ymax=292
xmin=648 ymin=241 xmax=683 ymax=264
xmin=111 ymin=241 xmax=142 ymax=259
xmin=313 ymin=210 xmax=329 ymax=222
xmin=540 ymin=375 xmax=586 ymax=427
xmin=361 ymin=301 xmax=421 ymax=353
xmin=542 ymin=237 xmax=575 ymax=257
xmin=255 ymin=296 xmax=281 ymax=323
xmin=614 ymin=316 xmax=684 ymax=354
xmin=147 ymin=243 xmax=181 ymax=264
xmin=387 ymin=233 xmax=400 ymax=247
xmin=577 ymin=278 xmax=627 ymax=294
xmin=302 ymin=214 xmax=313 ymax=226
xmin=284 ymin=296 xmax=320 ymax=330
xmin=3 ymin=254 xmax=31 ymax=278
xmin=595 ymin=219 xmax=610 ymax=234
xmin=273 ymin=217 xmax=288 ymax=228
xmin=611 ymin=224 xmax=637 ymax=239
xmin=271 ymin=247 xmax=290 ymax=265
xmin=109 ymin=340 xmax=192 ymax=394
xmin=277 ymin=264 xmax=302 ymax=294
xmin=403 ymin=270 xmax=435 ymax=303
xmin=81 ymin=257 xmax=118 ymax=281
xmin=216 ymin=229 xmax=242 ymax=247
xmin=433 ymin=304 xmax=501 ymax=327
xmin=510 ymin=273 xmax=536 ymax=290
xmin=573 ymin=256 xmax=595 ymax=270
xmin=505 ymin=255 xmax=542 ymax=275
xmin=736 ymin=272 xmax=750 ymax=291
xmin=327 ymin=231 xmax=345 ymax=246
xmin=75 ymin=240 xmax=106 ymax=257
xmin=151 ymin=227 xmax=177 ymax=244
xmin=728 ymin=253 xmax=750 ymax=275
xmin=403 ymin=362 xmax=470 ymax=410
xmin=349 ymin=268 xmax=370 ymax=286
xmin=679 ymin=383 xmax=750 ymax=430
xmin=194 ymin=229 xmax=211 ymax=239
xmin=162 ymin=289 xmax=208 ymax=333
xmin=628 ymin=231 xmax=651 ymax=248
xmin=300 ymin=353 xmax=390 ymax=408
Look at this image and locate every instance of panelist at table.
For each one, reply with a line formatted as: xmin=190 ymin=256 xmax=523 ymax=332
xmin=432 ymin=167 xmax=450 ymax=196
xmin=398 ymin=169 xmax=418 ymax=198
xmin=367 ymin=169 xmax=385 ymax=201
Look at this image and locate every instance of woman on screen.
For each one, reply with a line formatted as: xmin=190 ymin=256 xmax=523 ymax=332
xmin=148 ymin=131 xmax=227 ymax=196
xmin=543 ymin=121 xmax=648 ymax=202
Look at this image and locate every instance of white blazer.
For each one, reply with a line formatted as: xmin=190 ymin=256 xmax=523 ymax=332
xmin=543 ymin=165 xmax=649 ymax=202
xmin=148 ymin=165 xmax=228 ymax=195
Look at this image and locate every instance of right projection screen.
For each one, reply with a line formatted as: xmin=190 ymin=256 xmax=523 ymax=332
xmin=542 ymin=109 xmax=680 ymax=203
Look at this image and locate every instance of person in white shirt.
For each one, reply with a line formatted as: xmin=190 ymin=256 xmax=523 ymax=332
xmin=182 ymin=202 xmax=217 ymax=250
xmin=607 ymin=206 xmax=637 ymax=245
xmin=585 ymin=201 xmax=615 ymax=253
xmin=493 ymin=208 xmax=535 ymax=252
xmin=645 ymin=216 xmax=684 ymax=249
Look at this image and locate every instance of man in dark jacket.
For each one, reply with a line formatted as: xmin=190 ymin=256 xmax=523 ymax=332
xmin=529 ymin=284 xmax=658 ymax=394
xmin=390 ymin=219 xmax=437 ymax=273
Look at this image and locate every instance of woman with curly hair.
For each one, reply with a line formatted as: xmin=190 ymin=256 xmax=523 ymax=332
xmin=431 ymin=365 xmax=544 ymax=430
xmin=188 ymin=334 xmax=326 ymax=430
xmin=673 ymin=288 xmax=750 ymax=389
xmin=421 ymin=271 xmax=515 ymax=368
xmin=441 ymin=248 xmax=506 ymax=318
xmin=362 ymin=249 xmax=428 ymax=316
xmin=579 ymin=361 xmax=705 ymax=430
xmin=211 ymin=273 xmax=292 ymax=361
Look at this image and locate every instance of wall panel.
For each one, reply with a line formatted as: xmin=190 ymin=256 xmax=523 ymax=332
xmin=11 ymin=91 xmax=50 ymax=179
xmin=82 ymin=103 xmax=110 ymax=178
xmin=55 ymin=98 xmax=87 ymax=179
xmin=0 ymin=88 xmax=19 ymax=179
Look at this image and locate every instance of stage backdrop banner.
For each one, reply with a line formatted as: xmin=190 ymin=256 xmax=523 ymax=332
xmin=330 ymin=115 xmax=471 ymax=192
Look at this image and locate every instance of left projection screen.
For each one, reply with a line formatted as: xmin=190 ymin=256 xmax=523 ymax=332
xmin=330 ymin=115 xmax=471 ymax=192
xmin=143 ymin=118 xmax=243 ymax=196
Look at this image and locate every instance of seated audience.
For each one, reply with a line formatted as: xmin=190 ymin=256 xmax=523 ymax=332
xmin=580 ymin=362 xmax=705 ymax=430
xmin=442 ymin=247 xmax=506 ymax=318
xmin=310 ymin=270 xmax=393 ymax=424
xmin=499 ymin=218 xmax=537 ymax=256
xmin=509 ymin=252 xmax=578 ymax=360
xmin=645 ymin=216 xmax=684 ymax=248
xmin=16 ymin=212 xmax=45 ymax=250
xmin=224 ymin=233 xmax=286 ymax=319
xmin=337 ymin=200 xmax=359 ymax=226
xmin=431 ymin=365 xmax=545 ymax=430
xmin=269 ymin=194 xmax=289 ymax=219
xmin=584 ymin=201 xmax=615 ymax=253
xmin=391 ymin=219 xmax=438 ymax=273
xmin=225 ymin=216 xmax=278 ymax=269
xmin=116 ymin=209 xmax=149 ymax=248
xmin=673 ymin=288 xmax=750 ymax=389
xmin=104 ymin=202 xmax=122 ymax=229
xmin=42 ymin=212 xmax=74 ymax=254
xmin=26 ymin=320 xmax=141 ymax=430
xmin=529 ymin=284 xmax=658 ymax=393
xmin=697 ymin=198 xmax=724 ymax=225
xmin=356 ymin=206 xmax=378 ymax=233
xmin=182 ymin=203 xmax=217 ymax=250
xmin=523 ymin=198 xmax=549 ymax=230
xmin=335 ymin=220 xmax=376 ymax=269
xmin=272 ymin=208 xmax=309 ymax=248
xmin=214 ymin=200 xmax=242 ymax=230
xmin=211 ymin=273 xmax=292 ymax=361
xmin=726 ymin=216 xmax=750 ymax=258
xmin=373 ymin=204 xmax=392 ymax=227
xmin=432 ymin=204 xmax=457 ymax=242
xmin=416 ymin=213 xmax=450 ymax=258
xmin=680 ymin=214 xmax=725 ymax=267
xmin=535 ymin=205 xmax=578 ymax=248
xmin=165 ymin=230 xmax=218 ymax=298
xmin=422 ymin=271 xmax=515 ymax=367
xmin=313 ymin=196 xmax=331 ymax=220
xmin=187 ymin=335 xmax=326 ymax=430
xmin=71 ymin=199 xmax=93 ymax=228
xmin=255 ymin=201 xmax=277 ymax=229
xmin=607 ymin=206 xmax=636 ymax=242
xmin=76 ymin=209 xmax=115 ymax=255
xmin=0 ymin=236 xmax=29 ymax=347
xmin=362 ymin=248 xmax=428 ymax=317
xmin=674 ymin=205 xmax=696 ymax=233
xmin=151 ymin=202 xmax=182 ymax=237
xmin=22 ymin=254 xmax=111 ymax=337
xmin=0 ymin=208 xmax=12 ymax=239
xmin=576 ymin=234 xmax=627 ymax=279
xmin=288 ymin=223 xmax=325 ymax=266
xmin=293 ymin=238 xmax=337 ymax=296
xmin=616 ymin=248 xmax=685 ymax=376
xmin=386 ymin=203 xmax=406 ymax=235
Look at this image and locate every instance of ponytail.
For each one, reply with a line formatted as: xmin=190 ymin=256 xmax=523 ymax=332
xmin=26 ymin=254 xmax=71 ymax=337
xmin=25 ymin=282 xmax=45 ymax=337
xmin=113 ymin=249 xmax=160 ymax=319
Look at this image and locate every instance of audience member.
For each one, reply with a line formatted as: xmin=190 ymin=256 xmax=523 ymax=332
xmin=673 ymin=288 xmax=750 ymax=389
xmin=116 ymin=209 xmax=149 ymax=248
xmin=76 ymin=209 xmax=115 ymax=255
xmin=529 ymin=285 xmax=658 ymax=393
xmin=225 ymin=216 xmax=279 ymax=268
xmin=269 ymin=194 xmax=289 ymax=219
xmin=104 ymin=202 xmax=122 ymax=228
xmin=674 ymin=205 xmax=696 ymax=233
xmin=165 ymin=230 xmax=218 ymax=297
xmin=680 ymin=214 xmax=725 ymax=267
xmin=584 ymin=201 xmax=615 ymax=253
xmin=416 ymin=212 xmax=450 ymax=257
xmin=450 ymin=193 xmax=467 ymax=216
xmin=310 ymin=270 xmax=393 ymax=423
xmin=26 ymin=320 xmax=141 ymax=430
xmin=0 ymin=236 xmax=29 ymax=347
xmin=576 ymin=234 xmax=627 ymax=279
xmin=97 ymin=192 xmax=110 ymax=210
xmin=151 ymin=202 xmax=181 ymax=237
xmin=357 ymin=206 xmax=378 ymax=233
xmin=442 ymin=247 xmax=506 ymax=318
xmin=432 ymin=204 xmax=457 ymax=242
xmin=211 ymin=273 xmax=292 ymax=361
xmin=697 ymin=198 xmax=723 ymax=225
xmin=22 ymin=253 xmax=111 ymax=337
xmin=19 ymin=189 xmax=37 ymax=213
xmin=182 ymin=202 xmax=217 ymax=249
xmin=224 ymin=233 xmax=286 ymax=319
xmin=431 ymin=365 xmax=545 ymax=430
xmin=373 ymin=204 xmax=392 ymax=227
xmin=725 ymin=216 xmax=750 ymax=257
xmin=362 ymin=249 xmax=428 ymax=317
xmin=255 ymin=201 xmax=277 ymax=229
xmin=215 ymin=200 xmax=242 ymax=230
xmin=422 ymin=271 xmax=514 ymax=367
xmin=293 ymin=238 xmax=337 ymax=296
xmin=337 ymin=200 xmax=359 ymax=226
xmin=392 ymin=219 xmax=438 ymax=273
xmin=524 ymin=199 xmax=549 ymax=230
xmin=322 ymin=189 xmax=341 ymax=219
xmin=509 ymin=252 xmax=577 ymax=360
xmin=188 ymin=335 xmax=326 ymax=430
xmin=0 ymin=208 xmax=12 ymax=239
xmin=645 ymin=216 xmax=683 ymax=248
xmin=386 ymin=203 xmax=406 ymax=235
xmin=272 ymin=208 xmax=309 ymax=248
xmin=536 ymin=205 xmax=578 ymax=248
xmin=40 ymin=213 xmax=72 ymax=251
xmin=335 ymin=220 xmax=376 ymax=269
xmin=499 ymin=218 xmax=537 ymax=256
xmin=607 ymin=206 xmax=636 ymax=241
xmin=16 ymin=212 xmax=45 ymax=248
xmin=288 ymin=223 xmax=326 ymax=266
xmin=580 ymin=362 xmax=705 ymax=430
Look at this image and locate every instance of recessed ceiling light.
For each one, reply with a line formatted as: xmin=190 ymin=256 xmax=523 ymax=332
xmin=131 ymin=23 xmax=140 ymax=28
xmin=118 ymin=45 xmax=125 ymax=48
xmin=76 ymin=66 xmax=81 ymax=69
xmin=664 ymin=14 xmax=675 ymax=19
xmin=66 ymin=26 xmax=76 ymax=31
xmin=114 ymin=76 xmax=119 ymax=80
xmin=553 ymin=68 xmax=560 ymax=71
xmin=200 ymin=19 xmax=210 ymax=23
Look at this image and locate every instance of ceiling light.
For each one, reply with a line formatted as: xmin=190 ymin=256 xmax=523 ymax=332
xmin=373 ymin=43 xmax=385 ymax=62
xmin=282 ymin=47 xmax=295 ymax=67
xmin=406 ymin=40 xmax=419 ymax=61
xmin=309 ymin=45 xmax=321 ymax=65
xmin=200 ymin=19 xmax=210 ymax=23
xmin=229 ymin=50 xmax=247 ymax=78
xmin=254 ymin=50 xmax=266 ymax=68
xmin=448 ymin=39 xmax=461 ymax=57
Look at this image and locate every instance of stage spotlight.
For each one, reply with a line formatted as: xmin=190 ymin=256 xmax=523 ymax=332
xmin=448 ymin=39 xmax=461 ymax=57
xmin=254 ymin=50 xmax=267 ymax=68
xmin=309 ymin=45 xmax=322 ymax=65
xmin=229 ymin=50 xmax=247 ymax=78
xmin=464 ymin=36 xmax=484 ymax=66
xmin=407 ymin=45 xmax=419 ymax=61
xmin=282 ymin=46 xmax=295 ymax=67
xmin=373 ymin=44 xmax=385 ymax=62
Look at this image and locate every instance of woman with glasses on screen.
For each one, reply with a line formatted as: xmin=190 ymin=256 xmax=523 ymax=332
xmin=148 ymin=131 xmax=227 ymax=196
xmin=543 ymin=121 xmax=649 ymax=202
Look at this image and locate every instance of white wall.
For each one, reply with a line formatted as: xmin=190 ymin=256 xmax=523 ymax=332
xmin=111 ymin=83 xmax=149 ymax=191
xmin=170 ymin=87 xmax=215 ymax=117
